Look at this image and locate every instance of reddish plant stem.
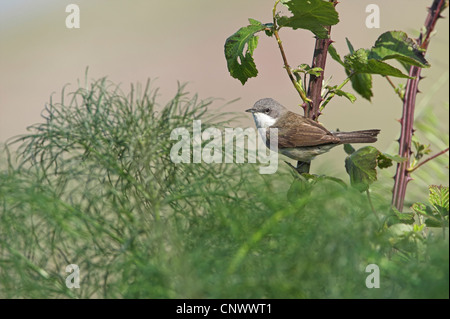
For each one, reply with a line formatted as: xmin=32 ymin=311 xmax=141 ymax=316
xmin=294 ymin=0 xmax=336 ymax=174
xmin=304 ymin=34 xmax=333 ymax=121
xmin=304 ymin=0 xmax=338 ymax=121
xmin=392 ymin=66 xmax=421 ymax=211
xmin=392 ymin=0 xmax=447 ymax=211
xmin=408 ymin=147 xmax=449 ymax=173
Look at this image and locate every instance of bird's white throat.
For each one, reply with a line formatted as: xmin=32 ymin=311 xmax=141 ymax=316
xmin=252 ymin=112 xmax=276 ymax=129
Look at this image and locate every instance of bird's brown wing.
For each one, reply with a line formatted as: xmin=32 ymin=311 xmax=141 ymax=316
xmin=268 ymin=112 xmax=340 ymax=148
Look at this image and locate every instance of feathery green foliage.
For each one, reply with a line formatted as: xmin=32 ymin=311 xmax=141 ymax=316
xmin=0 ymin=78 xmax=447 ymax=298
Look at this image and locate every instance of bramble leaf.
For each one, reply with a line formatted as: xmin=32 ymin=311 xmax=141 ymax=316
xmin=344 ymin=49 xmax=412 ymax=78
xmin=294 ymin=64 xmax=323 ymax=77
xmin=224 ymin=19 xmax=266 ymax=85
xmin=343 ymin=144 xmax=356 ymax=155
xmin=326 ymin=86 xmax=356 ymax=103
xmin=340 ymin=43 xmax=375 ymax=101
xmin=377 ymin=153 xmax=393 ymax=169
xmin=411 ymin=186 xmax=449 ymax=228
xmin=369 ymin=31 xmax=430 ymax=68
xmin=429 ymin=185 xmax=449 ymax=217
xmin=412 ymin=202 xmax=444 ymax=227
xmin=377 ymin=152 xmax=406 ymax=169
xmin=338 ymin=33 xmax=425 ymax=101
xmin=411 ymin=202 xmax=434 ymax=216
xmin=382 ymin=153 xmax=407 ymax=163
xmin=277 ymin=0 xmax=339 ymax=38
xmin=346 ymin=37 xmax=355 ymax=54
xmin=328 ymin=44 xmax=345 ymax=66
xmin=347 ymin=70 xmax=373 ymax=101
xmin=425 ymin=218 xmax=446 ymax=228
xmin=387 ymin=206 xmax=415 ymax=226
xmin=264 ymin=22 xmax=274 ymax=37
xmin=345 ymin=146 xmax=380 ymax=191
xmin=411 ymin=136 xmax=432 ymax=162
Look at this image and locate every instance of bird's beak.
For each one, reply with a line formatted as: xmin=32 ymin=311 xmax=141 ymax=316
xmin=245 ymin=108 xmax=254 ymax=113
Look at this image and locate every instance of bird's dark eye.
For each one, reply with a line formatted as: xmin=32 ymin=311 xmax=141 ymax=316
xmin=265 ymin=108 xmax=270 ymax=114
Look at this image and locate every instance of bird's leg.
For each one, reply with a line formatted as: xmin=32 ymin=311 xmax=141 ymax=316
xmin=296 ymin=160 xmax=311 ymax=174
xmin=284 ymin=160 xmax=311 ymax=175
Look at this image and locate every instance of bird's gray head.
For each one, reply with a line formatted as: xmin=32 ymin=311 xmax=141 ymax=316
xmin=245 ymin=98 xmax=288 ymax=129
xmin=245 ymin=98 xmax=287 ymax=119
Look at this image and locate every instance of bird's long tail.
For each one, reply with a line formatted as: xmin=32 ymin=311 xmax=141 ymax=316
xmin=333 ymin=129 xmax=380 ymax=144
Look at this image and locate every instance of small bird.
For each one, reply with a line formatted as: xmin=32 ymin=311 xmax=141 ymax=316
xmin=246 ymin=98 xmax=380 ymax=162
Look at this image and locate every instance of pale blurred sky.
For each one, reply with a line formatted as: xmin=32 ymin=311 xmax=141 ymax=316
xmin=0 ymin=0 xmax=448 ymax=179
xmin=0 ymin=0 xmax=59 ymax=27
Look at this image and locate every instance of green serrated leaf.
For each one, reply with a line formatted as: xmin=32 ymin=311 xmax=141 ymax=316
xmin=328 ymin=44 xmax=345 ymax=66
xmin=347 ymin=70 xmax=373 ymax=101
xmin=343 ymin=144 xmax=356 ymax=155
xmin=345 ymin=146 xmax=380 ymax=191
xmin=425 ymin=218 xmax=446 ymax=228
xmin=429 ymin=185 xmax=449 ymax=218
xmin=248 ymin=18 xmax=262 ymax=26
xmin=411 ymin=136 xmax=432 ymax=161
xmin=264 ymin=29 xmax=274 ymax=37
xmin=224 ymin=19 xmax=266 ymax=85
xmin=293 ymin=64 xmax=323 ymax=77
xmin=369 ymin=31 xmax=430 ymax=68
xmin=344 ymin=49 xmax=412 ymax=78
xmin=367 ymin=59 xmax=413 ymax=78
xmin=326 ymin=85 xmax=356 ymax=103
xmin=377 ymin=152 xmax=407 ymax=169
xmin=377 ymin=153 xmax=393 ymax=169
xmin=393 ymin=206 xmax=416 ymax=225
xmin=264 ymin=22 xmax=274 ymax=37
xmin=417 ymin=202 xmax=448 ymax=226
xmin=308 ymin=67 xmax=324 ymax=77
xmin=411 ymin=202 xmax=435 ymax=217
xmin=345 ymin=37 xmax=355 ymax=54
xmin=386 ymin=206 xmax=415 ymax=226
xmin=429 ymin=185 xmax=449 ymax=209
xmin=277 ymin=0 xmax=339 ymax=39
xmin=298 ymin=63 xmax=310 ymax=69
xmin=394 ymin=82 xmax=406 ymax=99
xmin=334 ymin=88 xmax=356 ymax=103
xmin=382 ymin=153 xmax=407 ymax=163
